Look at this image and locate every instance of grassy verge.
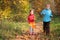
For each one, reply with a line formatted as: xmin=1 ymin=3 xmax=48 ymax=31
xmin=0 ymin=15 xmax=60 ymax=40
xmin=50 ymin=15 xmax=60 ymax=40
xmin=0 ymin=20 xmax=29 ymax=40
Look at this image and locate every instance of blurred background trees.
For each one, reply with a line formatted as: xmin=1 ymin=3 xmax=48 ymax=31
xmin=0 ymin=0 xmax=30 ymax=22
xmin=54 ymin=0 xmax=60 ymax=15
xmin=0 ymin=0 xmax=60 ymax=22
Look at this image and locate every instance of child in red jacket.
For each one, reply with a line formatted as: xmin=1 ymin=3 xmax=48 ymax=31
xmin=28 ymin=9 xmax=36 ymax=35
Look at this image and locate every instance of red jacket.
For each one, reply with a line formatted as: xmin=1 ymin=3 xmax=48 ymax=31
xmin=28 ymin=14 xmax=35 ymax=23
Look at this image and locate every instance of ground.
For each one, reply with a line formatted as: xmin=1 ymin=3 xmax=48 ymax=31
xmin=14 ymin=22 xmax=50 ymax=40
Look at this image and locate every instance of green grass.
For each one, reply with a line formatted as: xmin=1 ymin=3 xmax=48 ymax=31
xmin=0 ymin=20 xmax=30 ymax=40
xmin=0 ymin=15 xmax=60 ymax=40
xmin=49 ymin=15 xmax=60 ymax=40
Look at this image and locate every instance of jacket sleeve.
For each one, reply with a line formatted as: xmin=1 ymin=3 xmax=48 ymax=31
xmin=41 ymin=10 xmax=45 ymax=15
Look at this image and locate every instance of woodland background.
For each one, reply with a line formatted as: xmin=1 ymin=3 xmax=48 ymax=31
xmin=0 ymin=0 xmax=60 ymax=40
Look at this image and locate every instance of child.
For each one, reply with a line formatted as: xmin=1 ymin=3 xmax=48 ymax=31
xmin=28 ymin=9 xmax=36 ymax=35
xmin=41 ymin=4 xmax=53 ymax=35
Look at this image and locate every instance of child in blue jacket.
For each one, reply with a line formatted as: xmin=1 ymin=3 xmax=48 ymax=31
xmin=41 ymin=4 xmax=53 ymax=35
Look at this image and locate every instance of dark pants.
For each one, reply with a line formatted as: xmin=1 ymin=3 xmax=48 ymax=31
xmin=43 ymin=22 xmax=50 ymax=35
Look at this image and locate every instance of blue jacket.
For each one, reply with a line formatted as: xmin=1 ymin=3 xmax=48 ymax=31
xmin=41 ymin=9 xmax=53 ymax=22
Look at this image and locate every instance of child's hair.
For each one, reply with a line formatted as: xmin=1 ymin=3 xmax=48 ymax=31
xmin=29 ymin=10 xmax=31 ymax=13
xmin=29 ymin=9 xmax=34 ymax=13
xmin=45 ymin=4 xmax=50 ymax=7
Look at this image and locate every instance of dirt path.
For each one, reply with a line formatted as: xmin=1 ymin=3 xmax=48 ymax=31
xmin=14 ymin=22 xmax=49 ymax=40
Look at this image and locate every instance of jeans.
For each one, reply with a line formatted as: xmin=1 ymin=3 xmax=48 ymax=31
xmin=43 ymin=22 xmax=50 ymax=35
